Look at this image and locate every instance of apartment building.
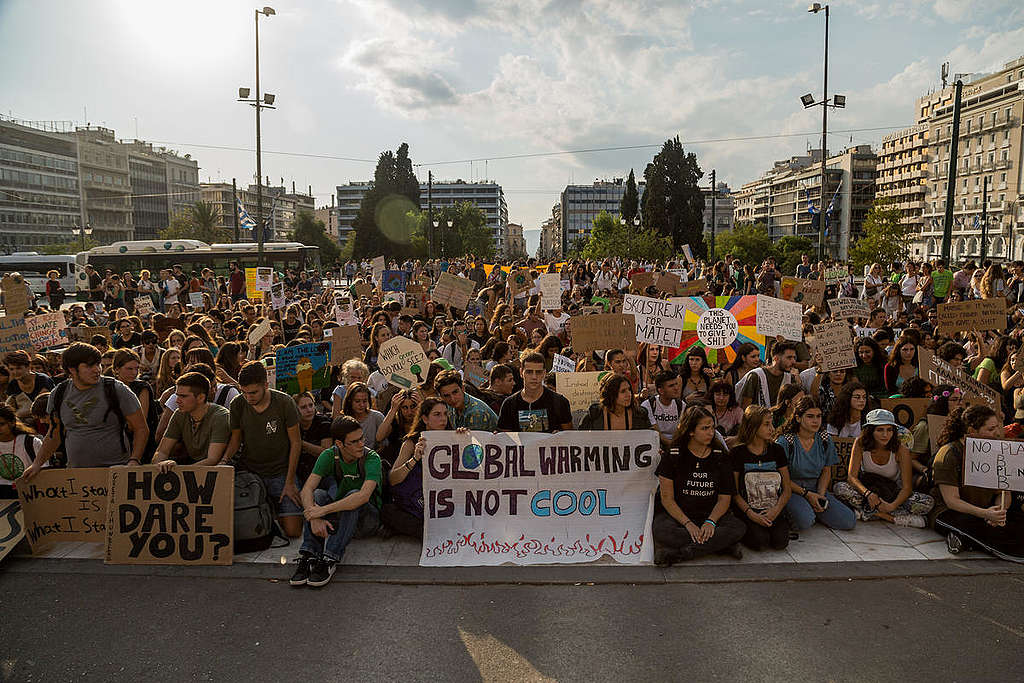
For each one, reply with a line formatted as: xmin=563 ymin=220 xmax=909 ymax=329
xmin=875 ymin=124 xmax=930 ymax=243
xmin=559 ymin=178 xmax=645 ymax=254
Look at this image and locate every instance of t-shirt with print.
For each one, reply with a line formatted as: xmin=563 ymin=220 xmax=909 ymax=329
xmin=655 ymin=446 xmax=735 ymax=522
xmin=731 ymin=442 xmax=789 ymax=511
xmin=311 ymin=446 xmax=383 ymax=509
xmin=0 ymin=434 xmax=44 ymax=487
xmin=7 ymin=373 xmax=55 ymax=417
xmin=47 ymin=378 xmax=142 ymax=467
xmin=497 ymin=388 xmax=572 ymax=433
xmin=165 ymin=403 xmax=231 ymax=464
xmin=229 ymin=389 xmax=300 ymax=477
xmin=644 ymin=396 xmax=684 ymax=441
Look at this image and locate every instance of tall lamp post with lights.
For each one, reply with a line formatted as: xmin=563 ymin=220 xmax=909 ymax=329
xmin=238 ymin=6 xmax=276 ymax=266
xmin=801 ymin=3 xmax=845 ymax=261
xmin=433 ymin=217 xmax=452 ymax=257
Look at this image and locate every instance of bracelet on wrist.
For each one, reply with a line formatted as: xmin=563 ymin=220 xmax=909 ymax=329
xmin=704 ymin=519 xmax=716 ymax=528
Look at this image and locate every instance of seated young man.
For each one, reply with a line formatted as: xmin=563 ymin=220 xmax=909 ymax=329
xmin=152 ymin=372 xmax=231 ymax=470
xmin=289 ymin=415 xmax=383 ymax=588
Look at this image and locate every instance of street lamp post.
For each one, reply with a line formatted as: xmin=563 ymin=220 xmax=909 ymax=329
xmin=238 ymin=6 xmax=276 ymax=266
xmin=433 ymin=217 xmax=452 ymax=258
xmin=803 ymin=3 xmax=845 ymax=262
xmin=76 ymin=223 xmax=93 ymax=253
xmin=632 ymin=215 xmax=640 ymax=260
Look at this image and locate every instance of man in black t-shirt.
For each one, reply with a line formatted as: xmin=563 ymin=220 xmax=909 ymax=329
xmin=497 ymin=352 xmax=572 ymax=433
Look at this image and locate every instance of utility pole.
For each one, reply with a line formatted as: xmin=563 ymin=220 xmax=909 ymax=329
xmin=941 ymin=79 xmax=963 ymax=264
xmin=981 ymin=174 xmax=989 ymax=262
xmin=231 ymin=178 xmax=240 ymax=243
xmin=427 ymin=170 xmax=433 ymax=260
xmin=254 ymin=10 xmax=264 ymax=266
xmin=710 ymin=169 xmax=717 ymax=260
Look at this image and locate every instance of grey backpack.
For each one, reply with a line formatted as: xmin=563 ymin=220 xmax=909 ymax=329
xmin=233 ymin=470 xmax=287 ymax=553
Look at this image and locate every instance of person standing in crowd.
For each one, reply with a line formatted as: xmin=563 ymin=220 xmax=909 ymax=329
xmin=731 ymin=406 xmax=792 ymax=552
xmin=45 ymin=269 xmax=65 ymax=310
xmin=498 ymin=352 xmax=573 ymax=433
xmin=223 ymin=361 xmax=303 ymax=538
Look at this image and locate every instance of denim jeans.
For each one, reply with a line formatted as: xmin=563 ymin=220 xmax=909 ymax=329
xmin=300 ymin=489 xmax=380 ymax=562
xmin=786 ymin=490 xmax=857 ymax=531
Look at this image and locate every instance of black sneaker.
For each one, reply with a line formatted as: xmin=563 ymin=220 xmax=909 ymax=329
xmin=289 ymin=555 xmax=313 ymax=587
xmin=307 ymin=557 xmax=337 ymax=587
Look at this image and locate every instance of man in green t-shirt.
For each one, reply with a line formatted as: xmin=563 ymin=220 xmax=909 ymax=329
xmin=290 ymin=415 xmax=382 ymax=588
xmin=931 ymin=260 xmax=953 ymax=302
xmin=153 ymin=372 xmax=231 ymax=469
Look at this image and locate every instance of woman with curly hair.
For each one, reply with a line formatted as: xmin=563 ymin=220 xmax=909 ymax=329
xmin=883 ymin=336 xmax=919 ymax=393
xmin=826 ymin=381 xmax=869 ymax=438
xmin=679 ymin=347 xmax=713 ymax=400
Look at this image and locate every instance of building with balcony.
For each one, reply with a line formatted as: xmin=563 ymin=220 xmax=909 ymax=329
xmin=876 ymin=124 xmax=930 ymax=243
xmin=74 ymin=126 xmax=133 ymax=243
xmin=559 ymin=178 xmax=646 ymax=254
xmin=313 ymin=205 xmax=340 ymax=243
xmin=918 ymin=55 xmax=1024 ymax=261
xmin=336 ymin=181 xmax=371 ymax=243
xmin=0 ymin=116 xmax=82 ymax=251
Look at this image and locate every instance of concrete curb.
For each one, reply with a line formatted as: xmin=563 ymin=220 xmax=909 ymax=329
xmin=3 ymin=556 xmax=1021 ymax=585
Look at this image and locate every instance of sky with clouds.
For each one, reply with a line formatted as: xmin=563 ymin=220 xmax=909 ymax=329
xmin=2 ymin=0 xmax=1023 ymax=254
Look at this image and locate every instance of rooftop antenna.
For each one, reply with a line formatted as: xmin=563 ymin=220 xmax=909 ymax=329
xmin=941 ymin=62 xmax=949 ymax=89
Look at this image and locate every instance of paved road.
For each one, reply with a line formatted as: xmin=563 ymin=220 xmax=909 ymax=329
xmin=4 ymin=565 xmax=1024 ymax=682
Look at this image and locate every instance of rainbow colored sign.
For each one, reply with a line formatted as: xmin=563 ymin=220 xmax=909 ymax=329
xmin=667 ymin=295 xmax=765 ymax=365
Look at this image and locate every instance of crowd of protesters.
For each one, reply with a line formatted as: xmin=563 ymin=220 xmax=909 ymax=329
xmin=2 ymin=251 xmax=1023 ymax=586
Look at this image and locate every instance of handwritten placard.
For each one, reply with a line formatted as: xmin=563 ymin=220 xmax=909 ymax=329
xmin=919 ymin=348 xmax=1000 ymax=412
xmin=755 ymin=294 xmax=802 ymax=341
xmin=67 ymin=325 xmax=111 ymax=344
xmin=824 ymin=266 xmax=847 ymax=285
xmin=17 ymin=467 xmax=109 ymax=550
xmin=0 ymin=315 xmax=31 ymax=353
xmin=432 ymin=273 xmax=475 ymax=310
xmin=964 ymin=438 xmax=1024 ymax=492
xmin=810 ymin=321 xmax=856 ymax=371
xmin=623 ymin=294 xmax=685 ymax=347
xmin=937 ymin=299 xmax=1006 ymax=334
xmin=378 ymin=336 xmax=429 ymax=389
xmin=2 ymin=275 xmax=30 ymax=316
xmin=25 ymin=311 xmax=68 ymax=350
xmin=329 ymin=325 xmax=364 ymax=367
xmin=570 ymin=313 xmax=638 ymax=354
xmin=275 ymin=342 xmax=331 ymax=395
xmin=538 ymin=273 xmax=562 ymax=310
xmin=828 ymin=297 xmax=870 ymax=320
xmin=134 ymin=296 xmax=155 ymax=317
xmin=0 ymin=499 xmax=24 ymax=562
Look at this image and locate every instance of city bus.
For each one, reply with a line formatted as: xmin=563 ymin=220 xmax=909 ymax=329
xmin=0 ymin=252 xmax=77 ymax=296
xmin=73 ymin=240 xmax=322 ymax=291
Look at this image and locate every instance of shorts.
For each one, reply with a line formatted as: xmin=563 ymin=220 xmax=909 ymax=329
xmin=263 ymin=474 xmax=304 ymax=517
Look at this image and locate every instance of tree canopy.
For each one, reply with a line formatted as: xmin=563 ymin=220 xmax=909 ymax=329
xmin=619 ymin=168 xmax=639 ymax=226
xmin=159 ymin=201 xmax=231 ymax=244
xmin=641 ymin=137 xmax=705 ymax=257
xmin=849 ymin=198 xmax=913 ymax=271
xmin=289 ymin=210 xmax=340 ymax=264
xmin=581 ymin=211 xmax=673 ymax=262
xmin=351 ymin=143 xmax=421 ymax=259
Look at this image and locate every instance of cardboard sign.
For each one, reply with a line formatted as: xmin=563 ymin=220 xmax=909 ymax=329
xmin=538 ymin=273 xmax=562 ymax=310
xmin=333 ymin=295 xmax=358 ymax=326
xmin=681 ymin=244 xmax=694 ymax=264
xmin=153 ymin=317 xmax=186 ymax=343
xmin=832 ymin=437 xmax=857 ymax=482
xmin=67 ymin=325 xmax=111 ymax=344
xmin=508 ymin=268 xmax=532 ymax=297
xmin=420 ymin=429 xmax=659 ymax=566
xmin=371 ymin=256 xmax=385 ymax=282
xmin=552 ymin=353 xmax=576 ymax=373
xmin=781 ymin=277 xmax=825 ymax=308
xmin=927 ymin=414 xmax=947 ymax=452
xmin=0 ymin=315 xmax=31 ymax=353
xmin=255 ymin=267 xmax=273 ymax=292
xmin=810 ymin=321 xmax=856 ymax=371
xmin=556 ymin=371 xmax=606 ymax=425
xmin=354 ymin=282 xmax=374 ymax=299
xmin=105 ymin=466 xmax=233 ymax=565
xmin=937 ymin=299 xmax=1007 ymax=334
xmin=919 ymin=348 xmax=1000 ymax=412
xmin=881 ymin=398 xmax=931 ymax=430
xmin=404 ymin=284 xmax=428 ymax=315
xmin=824 ymin=266 xmax=847 ymax=285
xmin=247 ymin=319 xmax=272 ymax=346
xmin=570 ymin=313 xmax=638 ymax=354
xmin=629 ymin=271 xmax=654 ymax=293
xmin=2 ymin=275 xmax=30 ymax=316
xmin=25 ymin=311 xmax=68 ymax=350
xmin=755 ymin=295 xmax=802 ymax=341
xmin=679 ymin=279 xmax=707 ymax=296
xmin=432 ymin=273 xmax=475 ymax=310
xmin=378 ymin=335 xmax=429 ymax=389
xmin=275 ymin=342 xmax=331 ymax=395
xmin=828 ymin=297 xmax=870 ymax=320
xmin=134 ymin=296 xmax=155 ymax=317
xmin=270 ymin=282 xmax=287 ymax=310
xmin=17 ymin=467 xmax=109 ymax=550
xmin=383 ymin=291 xmax=405 ymax=307
xmin=623 ymin=295 xmax=685 ymax=347
xmin=244 ymin=268 xmax=263 ymax=301
xmin=963 ymin=438 xmax=1024 ymax=492
xmin=188 ymin=292 xmax=205 ymax=310
xmin=382 ymin=270 xmax=408 ymax=292
xmin=329 ymin=325 xmax=364 ymax=367
xmin=463 ymin=361 xmax=488 ymax=389
xmin=0 ymin=499 xmax=24 ymax=562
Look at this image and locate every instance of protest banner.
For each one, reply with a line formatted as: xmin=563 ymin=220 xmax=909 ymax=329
xmin=832 ymin=437 xmax=857 ymax=482
xmin=244 ymin=268 xmax=263 ymax=301
xmin=654 ymin=271 xmax=682 ymax=296
xmin=404 ymin=284 xmax=428 ymax=316
xmin=134 ymin=296 xmax=155 ymax=317
xmin=270 ymin=282 xmax=286 ymax=310
xmin=420 ymin=429 xmax=660 ymax=566
xmin=329 ymin=325 xmax=363 ymax=367
xmin=780 ymin=276 xmax=801 ymax=302
xmin=17 ymin=468 xmax=109 ymax=551
xmin=354 ymin=282 xmax=374 ymax=299
xmin=623 ymin=294 xmax=685 ymax=347
xmin=538 ymin=273 xmax=562 ymax=310
xmin=824 ymin=266 xmax=847 ymax=285
xmin=378 ymin=335 xmax=429 ymax=389
xmin=247 ymin=319 xmax=272 ymax=346
xmin=463 ymin=362 xmax=488 ymax=389
xmin=570 ymin=313 xmax=637 ymax=354
xmin=432 ymin=272 xmax=475 ymax=310
xmin=828 ymin=297 xmax=870 ymax=320
xmin=188 ymin=292 xmax=205 ymax=310
xmin=551 ymin=353 xmax=576 ymax=373
xmin=105 ymin=466 xmax=233 ymax=565
xmin=333 ymin=295 xmax=358 ymax=326
xmin=2 ymin=275 xmax=30 ymax=316
xmin=0 ymin=499 xmax=24 ymax=562
xmin=0 ymin=314 xmax=30 ymax=354
xmin=508 ymin=268 xmax=532 ymax=297
xmin=382 ymin=270 xmax=408 ymax=292
xmin=963 ymin=438 xmax=1024 ymax=492
xmin=810 ymin=321 xmax=856 ymax=371
xmin=679 ymin=279 xmax=707 ymax=296
xmin=670 ymin=295 xmax=764 ymax=365
xmin=799 ymin=280 xmax=826 ymax=308
xmin=681 ymin=244 xmax=694 ymax=264
xmin=555 ymin=371 xmax=606 ymax=426
xmin=371 ymin=256 xmax=385 ymax=282
xmin=937 ymin=299 xmax=1007 ymax=334
xmin=383 ymin=291 xmax=405 ymax=306
xmin=256 ymin=267 xmax=273 ymax=292
xmin=919 ymin=348 xmax=1000 ymax=412
xmin=629 ymin=271 xmax=654 ymax=293
xmin=755 ymin=295 xmax=802 ymax=341
xmin=67 ymin=325 xmax=111 ymax=344
xmin=153 ymin=317 xmax=185 ymax=343
xmin=275 ymin=342 xmax=331 ymax=395
xmin=881 ymin=398 xmax=931 ymax=430
xmin=25 ymin=311 xmax=68 ymax=350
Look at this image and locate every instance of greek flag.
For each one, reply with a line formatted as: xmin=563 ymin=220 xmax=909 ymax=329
xmin=237 ymin=197 xmax=256 ymax=231
xmin=825 ymin=179 xmax=842 ymax=218
xmin=973 ymin=215 xmax=981 ymax=229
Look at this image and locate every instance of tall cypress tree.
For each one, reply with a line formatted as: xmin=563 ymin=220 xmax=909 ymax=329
xmin=352 ymin=143 xmax=421 ymax=259
xmin=641 ymin=136 xmax=705 ymax=258
xmin=619 ymin=168 xmax=639 ymax=225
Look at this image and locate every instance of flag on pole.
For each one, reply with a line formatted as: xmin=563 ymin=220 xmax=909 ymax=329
xmin=237 ymin=197 xmax=256 ymax=231
xmin=825 ymin=179 xmax=842 ymax=218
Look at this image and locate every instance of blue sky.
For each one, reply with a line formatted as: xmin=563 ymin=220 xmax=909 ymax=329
xmin=2 ymin=0 xmax=1023 ymax=254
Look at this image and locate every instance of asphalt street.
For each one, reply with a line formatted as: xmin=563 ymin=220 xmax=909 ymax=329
xmin=3 ymin=563 xmax=1024 ymax=682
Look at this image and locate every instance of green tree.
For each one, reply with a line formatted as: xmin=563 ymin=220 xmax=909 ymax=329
xmin=714 ymin=222 xmax=773 ymax=265
xmin=160 ymin=201 xmax=231 ymax=243
xmin=641 ymin=136 xmax=705 ymax=256
xmin=581 ymin=211 xmax=673 ymax=262
xmin=402 ymin=203 xmax=496 ymax=260
xmin=773 ymin=235 xmax=815 ymax=274
xmin=849 ymin=198 xmax=912 ymax=271
xmin=619 ymin=168 xmax=639 ymax=225
xmin=352 ymin=143 xmax=421 ymax=259
xmin=289 ymin=210 xmax=341 ymax=265
xmin=565 ymin=236 xmax=588 ymax=259
xmin=40 ymin=237 xmax=98 ymax=255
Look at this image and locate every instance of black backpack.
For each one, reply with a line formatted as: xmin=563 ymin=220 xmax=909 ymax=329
xmin=232 ymin=469 xmax=288 ymax=554
xmin=49 ymin=377 xmax=128 ymax=453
